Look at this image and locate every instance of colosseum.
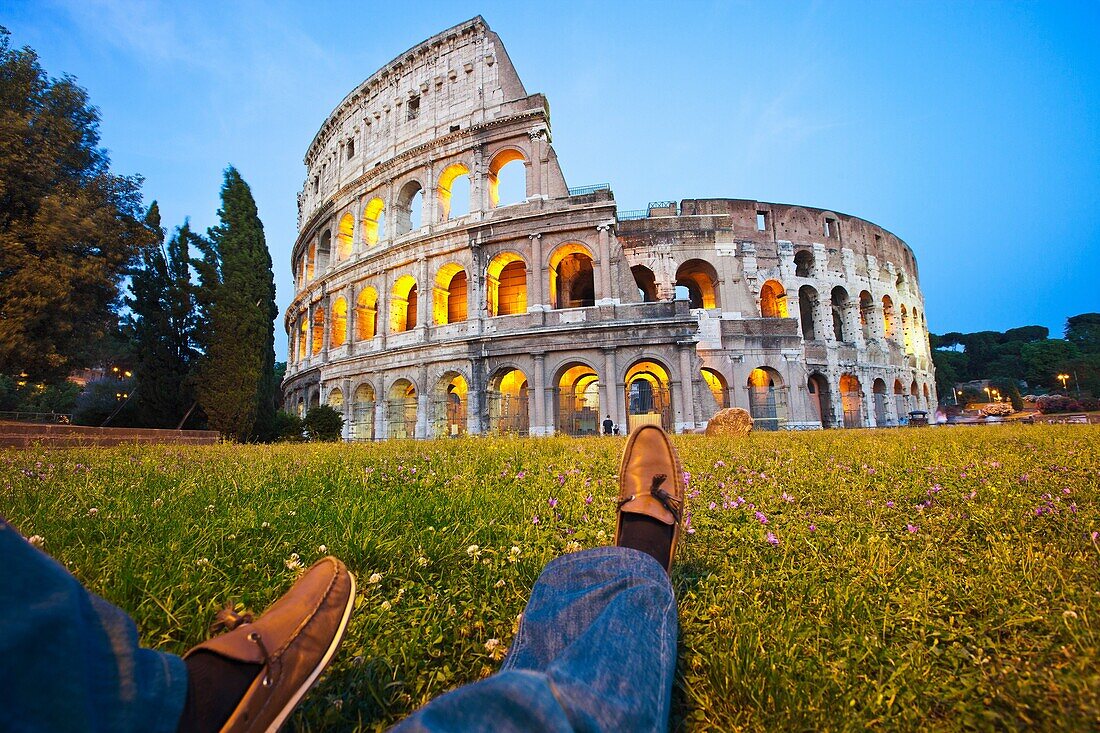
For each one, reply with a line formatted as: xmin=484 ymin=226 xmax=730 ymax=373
xmin=283 ymin=16 xmax=937 ymax=439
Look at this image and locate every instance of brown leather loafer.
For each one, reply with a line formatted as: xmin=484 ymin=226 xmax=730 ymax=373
xmin=183 ymin=557 xmax=356 ymax=733
xmin=615 ymin=424 xmax=685 ymax=571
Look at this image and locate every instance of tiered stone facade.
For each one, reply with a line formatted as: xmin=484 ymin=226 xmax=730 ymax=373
xmin=282 ymin=17 xmax=936 ymax=439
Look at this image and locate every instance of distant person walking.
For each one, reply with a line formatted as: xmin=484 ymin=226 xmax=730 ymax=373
xmin=603 ymin=415 xmax=614 ymax=435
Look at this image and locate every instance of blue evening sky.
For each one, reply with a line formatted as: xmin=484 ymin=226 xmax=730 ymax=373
xmin=5 ymin=1 xmax=1098 ymax=357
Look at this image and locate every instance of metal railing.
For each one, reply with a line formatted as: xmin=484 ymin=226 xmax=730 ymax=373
xmin=567 ymin=183 xmax=610 ymax=196
xmin=0 ymin=411 xmax=72 ymax=425
xmin=616 ymin=209 xmax=648 ymax=221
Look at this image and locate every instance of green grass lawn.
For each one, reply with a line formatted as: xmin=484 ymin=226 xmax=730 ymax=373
xmin=4 ymin=425 xmax=1099 ymax=731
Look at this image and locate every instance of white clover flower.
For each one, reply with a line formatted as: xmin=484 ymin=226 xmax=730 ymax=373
xmin=317 ymin=544 xmax=328 ymax=554
xmin=466 ymin=544 xmax=481 ymax=559
xmin=494 ymin=578 xmax=506 ymax=588
xmin=565 ymin=540 xmax=582 ymax=553
xmin=87 ymin=507 xmax=98 ymax=517
xmin=368 ymin=572 xmax=383 ymax=584
xmin=285 ymin=553 xmax=303 ymax=571
xmin=484 ymin=638 xmax=500 ymax=651
xmin=261 ymin=521 xmax=270 ymax=529
xmin=510 ymin=546 xmax=521 ymax=556
xmin=288 ymin=510 xmax=297 ymax=516
xmin=206 ymin=504 xmax=215 ymax=512
xmin=196 ymin=557 xmax=209 ymax=566
xmin=381 ymin=600 xmax=392 ymax=611
xmin=28 ymin=535 xmax=45 ymax=547
xmin=227 ymin=534 xmax=236 ymax=541
xmin=417 ymin=555 xmax=430 ymax=567
xmin=152 ymin=498 xmax=163 ymax=508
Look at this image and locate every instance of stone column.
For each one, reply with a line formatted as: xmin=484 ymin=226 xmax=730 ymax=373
xmin=416 ymin=364 xmax=430 ymax=439
xmin=378 ymin=269 xmax=390 ymax=348
xmin=345 ymin=283 xmax=356 ymax=355
xmin=341 ymin=377 xmax=352 ymax=440
xmin=601 ymin=347 xmax=619 ymax=431
xmin=596 ymin=225 xmax=614 ymax=306
xmin=528 ymin=233 xmax=544 ymax=311
xmin=677 ymin=343 xmax=697 ymax=433
xmin=416 ymin=256 xmax=430 ymax=339
xmin=373 ymin=393 xmax=384 ymax=441
xmin=531 ymin=353 xmax=546 ymax=436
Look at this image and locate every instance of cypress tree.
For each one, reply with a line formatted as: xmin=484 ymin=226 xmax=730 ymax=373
xmin=194 ymin=167 xmax=278 ymax=441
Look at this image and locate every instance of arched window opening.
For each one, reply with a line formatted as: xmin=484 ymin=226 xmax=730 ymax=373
xmin=327 ymin=388 xmax=344 ymax=409
xmin=488 ymin=149 xmax=527 ymax=208
xmin=701 ymin=368 xmax=728 ymax=411
xmin=431 ymin=373 xmax=468 ymax=437
xmin=488 ymin=368 xmax=529 ymax=436
xmin=872 ymin=378 xmax=888 ymax=425
xmin=901 ymin=305 xmax=913 ymax=354
xmin=859 ymin=291 xmax=874 ymax=342
xmin=336 ymin=214 xmax=354 ymax=262
xmin=556 ymin=363 xmax=600 ymax=436
xmin=331 ymin=297 xmax=348 ymax=348
xmin=631 ymin=265 xmax=658 ymax=302
xmin=296 ymin=317 xmax=307 ymax=363
xmin=549 ymin=243 xmax=595 ymax=309
xmin=438 ymin=163 xmax=471 ymax=221
xmin=747 ymin=367 xmax=788 ymax=431
xmin=798 ymin=285 xmax=818 ymax=340
xmin=311 ymin=308 xmax=325 ymax=356
xmin=882 ymin=295 xmax=896 ymax=341
xmin=487 ymin=253 xmax=527 ymax=316
xmin=922 ymin=384 xmax=931 ymax=409
xmin=352 ymin=384 xmax=376 ymax=441
xmin=306 ymin=243 xmax=316 ymax=281
xmin=362 ymin=198 xmax=386 ymax=246
xmin=830 ymin=286 xmax=849 ymax=341
xmin=317 ymin=231 xmax=332 ymax=272
xmin=794 ymin=250 xmax=814 ymax=277
xmin=675 ymin=259 xmax=719 ymax=309
xmin=893 ymin=380 xmax=906 ymax=422
xmin=395 ymin=180 xmax=424 ymax=236
xmin=840 ymin=374 xmax=863 ymax=428
xmin=808 ymin=373 xmax=832 ymax=428
xmin=386 ymin=379 xmax=417 ymax=439
xmin=433 ymin=264 xmax=468 ymax=325
xmin=356 ymin=287 xmax=378 ymax=341
xmin=760 ymin=280 xmax=788 ymax=318
xmin=625 ymin=361 xmax=672 ymax=431
xmin=390 ymin=275 xmax=418 ymax=333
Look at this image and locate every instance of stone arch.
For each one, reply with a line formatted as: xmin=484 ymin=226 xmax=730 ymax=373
xmin=430 ymin=371 xmax=468 ymax=437
xmin=362 ymin=197 xmax=385 ymax=246
xmin=624 ymin=359 xmax=673 ymax=432
xmin=327 ymin=387 xmax=344 ymax=408
xmin=872 ymin=377 xmax=888 ymax=425
xmin=798 ymin=285 xmax=819 ymax=340
xmin=311 ymin=307 xmax=325 ymax=355
xmin=859 ymin=290 xmax=874 ymax=341
xmin=548 ymin=242 xmax=595 ymax=309
xmin=390 ymin=274 xmax=418 ymax=333
xmin=882 ymin=295 xmax=897 ymax=340
xmin=297 ymin=316 xmax=308 ymax=362
xmin=830 ymin=286 xmax=849 ymax=341
xmin=486 ymin=251 xmax=527 ymax=316
xmin=386 ymin=378 xmax=418 ymax=439
xmin=488 ymin=147 xmax=527 ymax=207
xmin=675 ymin=259 xmax=719 ymax=309
xmin=356 ymin=286 xmax=378 ymax=340
xmin=306 ymin=242 xmax=316 ymax=281
xmin=747 ymin=366 xmax=788 ymax=431
xmin=808 ymin=371 xmax=832 ymax=428
xmin=487 ymin=366 xmax=529 ymax=436
xmin=317 ymin=230 xmax=331 ymax=271
xmin=900 ymin=304 xmax=913 ymax=353
xmin=701 ymin=367 xmax=729 ymax=410
xmin=438 ymin=162 xmax=472 ymax=221
xmin=433 ymin=263 xmax=468 ymax=325
xmin=840 ymin=373 xmax=863 ymax=428
xmin=794 ymin=249 xmax=814 ymax=277
xmin=395 ymin=179 xmax=424 ymax=236
xmin=336 ymin=213 xmax=354 ymax=261
xmin=631 ymin=265 xmax=658 ymax=302
xmin=760 ymin=279 xmax=788 ymax=318
xmin=922 ymin=383 xmax=931 ymax=410
xmin=555 ymin=360 xmax=601 ymax=436
xmin=331 ymin=297 xmax=348 ymax=348
xmin=893 ymin=379 xmax=907 ymax=421
xmin=352 ymin=382 xmax=376 ymax=441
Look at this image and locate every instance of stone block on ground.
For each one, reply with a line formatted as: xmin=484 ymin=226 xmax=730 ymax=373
xmin=704 ymin=408 xmax=753 ymax=436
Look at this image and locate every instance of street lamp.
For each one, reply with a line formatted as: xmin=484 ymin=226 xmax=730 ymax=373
xmin=983 ymin=387 xmax=991 ymax=403
xmin=1057 ymin=373 xmax=1069 ymax=391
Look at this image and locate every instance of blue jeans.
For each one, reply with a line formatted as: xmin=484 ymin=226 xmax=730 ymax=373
xmin=393 ymin=547 xmax=678 ymax=733
xmin=0 ymin=519 xmax=188 ymax=733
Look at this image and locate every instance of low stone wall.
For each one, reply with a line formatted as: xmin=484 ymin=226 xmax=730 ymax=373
xmin=0 ymin=423 xmax=220 ymax=448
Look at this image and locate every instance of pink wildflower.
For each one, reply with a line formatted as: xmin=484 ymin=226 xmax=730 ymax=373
xmin=765 ymin=532 xmax=779 ymax=546
xmin=754 ymin=511 xmax=768 ymax=524
xmin=906 ymin=524 xmax=919 ymax=533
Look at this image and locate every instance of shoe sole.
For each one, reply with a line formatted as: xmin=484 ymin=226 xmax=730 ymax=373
xmin=262 ymin=569 xmax=357 ymax=733
xmin=614 ymin=425 xmax=685 ymax=569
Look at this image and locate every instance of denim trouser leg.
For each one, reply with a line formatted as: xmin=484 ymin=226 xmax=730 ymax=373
xmin=393 ymin=546 xmax=678 ymax=733
xmin=0 ymin=519 xmax=188 ymax=733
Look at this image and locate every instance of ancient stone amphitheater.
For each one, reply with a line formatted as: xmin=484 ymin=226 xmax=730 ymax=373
xmin=283 ymin=16 xmax=937 ymax=439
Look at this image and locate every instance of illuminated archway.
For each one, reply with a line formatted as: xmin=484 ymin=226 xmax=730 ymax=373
xmin=486 ymin=252 xmax=527 ymax=316
xmin=331 ymin=297 xmax=348 ymax=348
xmin=760 ymin=280 xmax=788 ymax=318
xmin=433 ymin=263 xmax=468 ymax=325
xmin=297 ymin=317 xmax=307 ymax=362
xmin=747 ymin=367 xmax=787 ymax=431
xmin=306 ymin=243 xmax=316 ymax=281
xmin=488 ymin=149 xmax=527 ymax=207
xmin=625 ymin=360 xmax=672 ymax=431
xmin=431 ymin=372 xmax=468 ymax=437
xmin=701 ymin=368 xmax=728 ymax=411
xmin=362 ymin=198 xmax=385 ymax=246
xmin=675 ymin=259 xmax=718 ymax=309
xmin=317 ymin=231 xmax=331 ymax=272
xmin=808 ymin=372 xmax=832 ymax=427
xmin=922 ymin=383 xmax=931 ymax=410
xmin=859 ymin=291 xmax=874 ymax=341
xmin=395 ymin=180 xmax=423 ymax=236
xmin=336 ymin=214 xmax=354 ymax=261
xmin=840 ymin=374 xmax=863 ymax=428
xmin=355 ymin=287 xmax=378 ymax=340
xmin=438 ymin=163 xmax=471 ymax=221
xmin=548 ymin=243 xmax=595 ymax=309
xmin=487 ymin=368 xmax=529 ymax=436
xmin=631 ymin=265 xmax=658 ymax=302
xmin=882 ymin=295 xmax=896 ymax=340
xmin=390 ymin=275 xmax=418 ymax=333
xmin=352 ymin=383 xmax=376 ymax=441
xmin=872 ymin=377 xmax=888 ymax=425
xmin=311 ymin=307 xmax=325 ymax=355
xmin=798 ymin=285 xmax=818 ymax=339
xmin=556 ymin=362 xmax=600 ymax=436
xmin=893 ymin=379 xmax=906 ymax=422
xmin=327 ymin=388 xmax=344 ymax=409
xmin=386 ymin=379 xmax=417 ymax=439
xmin=901 ymin=305 xmax=913 ymax=354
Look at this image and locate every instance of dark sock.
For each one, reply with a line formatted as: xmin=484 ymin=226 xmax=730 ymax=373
xmin=176 ymin=651 xmax=262 ymax=733
xmin=618 ymin=513 xmax=674 ymax=570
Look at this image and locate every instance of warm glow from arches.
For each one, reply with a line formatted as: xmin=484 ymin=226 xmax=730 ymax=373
xmin=433 ymin=263 xmax=468 ymax=325
xmin=548 ymin=242 xmax=595 ymax=309
xmin=356 ymin=287 xmax=378 ymax=340
xmin=307 ymin=243 xmax=316 ymax=281
xmin=882 ymin=295 xmax=896 ymax=340
xmin=675 ymin=260 xmax=718 ymax=309
xmin=438 ymin=163 xmax=471 ymax=221
xmin=297 ymin=318 xmax=307 ymax=362
xmin=488 ymin=149 xmax=526 ymax=207
xmin=487 ymin=252 xmax=527 ymax=316
xmin=311 ymin=308 xmax=324 ymax=355
xmin=701 ymin=368 xmax=728 ymax=409
xmin=336 ymin=214 xmax=354 ymax=261
xmin=327 ymin=388 xmax=344 ymax=408
xmin=362 ymin=198 xmax=385 ymax=246
xmin=390 ymin=275 xmax=418 ymax=333
xmin=331 ymin=297 xmax=348 ymax=348
xmin=760 ymin=280 xmax=788 ymax=318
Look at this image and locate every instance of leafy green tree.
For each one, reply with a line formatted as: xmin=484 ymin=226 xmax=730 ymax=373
xmin=0 ymin=28 xmax=153 ymax=382
xmin=126 ymin=204 xmax=201 ymax=428
xmin=1065 ymin=313 xmax=1100 ymax=353
xmin=193 ymin=168 xmax=278 ymax=442
xmin=273 ymin=410 xmax=304 ymax=442
xmin=303 ymin=405 xmax=343 ymax=442
xmin=932 ymin=349 xmax=967 ymax=399
xmin=1020 ymin=340 xmax=1081 ymax=390
xmin=1002 ymin=325 xmax=1048 ymax=343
